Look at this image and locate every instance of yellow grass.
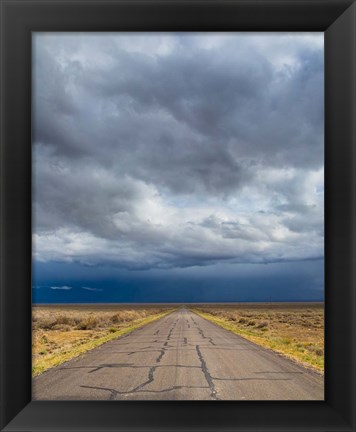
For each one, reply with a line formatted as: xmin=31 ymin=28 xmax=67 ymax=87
xmin=32 ymin=305 xmax=174 ymax=376
xmin=192 ymin=303 xmax=324 ymax=373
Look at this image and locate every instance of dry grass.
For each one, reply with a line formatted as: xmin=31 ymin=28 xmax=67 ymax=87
xmin=192 ymin=303 xmax=324 ymax=372
xmin=32 ymin=304 xmax=174 ymax=376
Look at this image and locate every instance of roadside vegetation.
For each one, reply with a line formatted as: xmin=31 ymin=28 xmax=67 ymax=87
xmin=192 ymin=303 xmax=324 ymax=373
xmin=32 ymin=305 xmax=174 ymax=376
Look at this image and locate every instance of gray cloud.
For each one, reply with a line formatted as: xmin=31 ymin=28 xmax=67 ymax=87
xmin=32 ymin=33 xmax=324 ymax=270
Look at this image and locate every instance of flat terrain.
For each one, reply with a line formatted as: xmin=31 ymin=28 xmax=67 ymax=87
xmin=33 ymin=308 xmax=324 ymax=400
xmin=193 ymin=303 xmax=324 ymax=371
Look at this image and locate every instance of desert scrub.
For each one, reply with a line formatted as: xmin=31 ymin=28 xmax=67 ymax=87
xmin=192 ymin=303 xmax=324 ymax=373
xmin=32 ymin=305 xmax=175 ymax=376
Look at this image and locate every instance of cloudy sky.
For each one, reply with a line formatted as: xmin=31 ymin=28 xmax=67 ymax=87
xmin=32 ymin=32 xmax=324 ymax=303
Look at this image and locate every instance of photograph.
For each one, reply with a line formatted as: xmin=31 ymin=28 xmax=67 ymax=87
xmin=31 ymin=32 xmax=325 ymax=401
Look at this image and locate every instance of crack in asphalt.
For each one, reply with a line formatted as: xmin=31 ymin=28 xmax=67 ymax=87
xmin=195 ymin=345 xmax=218 ymax=400
xmin=81 ymin=385 xmax=119 ymax=400
xmin=110 ymin=349 xmax=166 ymax=354
xmin=131 ymin=366 xmax=157 ymax=392
xmin=79 ymin=306 xmax=200 ymax=400
xmin=167 ymin=327 xmax=174 ymax=340
xmin=123 ymin=323 xmax=177 ymax=392
xmin=211 ymin=377 xmax=292 ymax=381
xmin=86 ymin=363 xmax=132 ymax=373
xmin=80 ymin=384 xmax=209 ymax=399
xmin=255 ymin=371 xmax=303 ymax=374
xmin=110 ymin=346 xmax=252 ymax=354
xmin=84 ymin=317 xmax=211 ymax=396
xmin=61 ymin=364 xmax=202 ymax=372
xmin=128 ymin=346 xmax=153 ymax=355
xmin=156 ymin=349 xmax=166 ymax=363
xmin=197 ymin=326 xmax=216 ymax=346
xmin=135 ymin=385 xmax=209 ymax=394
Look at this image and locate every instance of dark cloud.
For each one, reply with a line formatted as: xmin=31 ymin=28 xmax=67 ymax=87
xmin=33 ymin=259 xmax=324 ymax=303
xmin=32 ymin=33 xmax=324 ymax=271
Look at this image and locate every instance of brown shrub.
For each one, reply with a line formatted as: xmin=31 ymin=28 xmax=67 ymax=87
xmin=54 ymin=315 xmax=76 ymax=326
xmin=76 ymin=317 xmax=99 ymax=330
xmin=256 ymin=322 xmax=268 ymax=329
xmin=111 ymin=314 xmax=125 ymax=324
xmin=51 ymin=324 xmax=71 ymax=331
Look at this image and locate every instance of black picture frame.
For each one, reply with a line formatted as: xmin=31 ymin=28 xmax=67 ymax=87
xmin=1 ymin=0 xmax=355 ymax=431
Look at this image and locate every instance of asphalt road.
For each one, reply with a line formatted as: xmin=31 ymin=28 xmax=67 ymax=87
xmin=33 ymin=308 xmax=324 ymax=400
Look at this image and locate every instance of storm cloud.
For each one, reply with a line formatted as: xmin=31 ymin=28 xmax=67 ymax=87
xmin=32 ymin=33 xmax=324 ymax=273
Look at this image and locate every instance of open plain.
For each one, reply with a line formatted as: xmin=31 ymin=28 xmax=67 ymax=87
xmin=33 ymin=306 xmax=324 ymax=400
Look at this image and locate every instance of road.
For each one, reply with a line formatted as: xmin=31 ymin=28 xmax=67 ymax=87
xmin=33 ymin=308 xmax=324 ymax=400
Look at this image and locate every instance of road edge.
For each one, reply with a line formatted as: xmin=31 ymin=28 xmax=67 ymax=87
xmin=190 ymin=308 xmax=324 ymax=377
xmin=32 ymin=308 xmax=176 ymax=377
